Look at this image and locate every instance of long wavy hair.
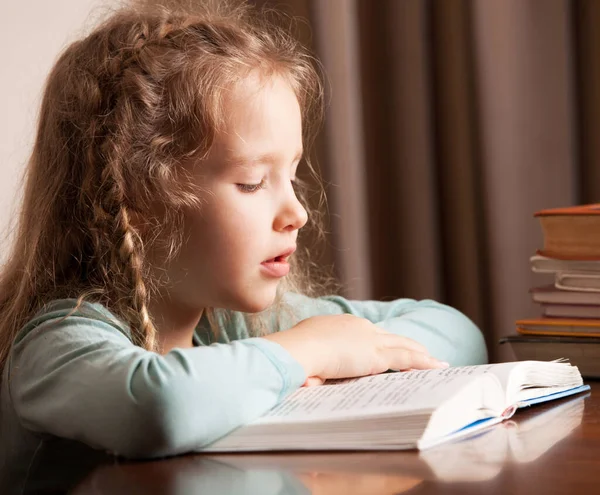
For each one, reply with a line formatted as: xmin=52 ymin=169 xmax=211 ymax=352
xmin=0 ymin=0 xmax=329 ymax=369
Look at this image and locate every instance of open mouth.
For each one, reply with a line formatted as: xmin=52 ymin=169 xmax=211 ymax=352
xmin=265 ymin=255 xmax=285 ymax=263
xmin=263 ymin=247 xmax=296 ymax=264
xmin=261 ymin=249 xmax=295 ymax=278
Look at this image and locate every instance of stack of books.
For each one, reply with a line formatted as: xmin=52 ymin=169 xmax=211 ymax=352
xmin=501 ymin=204 xmax=600 ymax=378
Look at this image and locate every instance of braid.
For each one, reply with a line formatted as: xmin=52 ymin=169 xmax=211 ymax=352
xmin=92 ymin=112 xmax=158 ymax=350
xmin=85 ymin=157 xmax=158 ymax=350
xmin=112 ymin=207 xmax=157 ymax=351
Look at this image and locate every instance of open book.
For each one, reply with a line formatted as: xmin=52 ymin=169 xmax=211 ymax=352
xmin=205 ymin=361 xmax=589 ymax=452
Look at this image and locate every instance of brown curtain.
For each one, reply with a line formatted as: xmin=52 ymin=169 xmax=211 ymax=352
xmin=252 ymin=0 xmax=600 ymax=362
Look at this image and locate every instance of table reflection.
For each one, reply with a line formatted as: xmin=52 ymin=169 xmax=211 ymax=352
xmin=71 ymin=456 xmax=424 ymax=495
xmin=419 ymin=392 xmax=586 ymax=482
xmin=68 ymin=393 xmax=587 ymax=494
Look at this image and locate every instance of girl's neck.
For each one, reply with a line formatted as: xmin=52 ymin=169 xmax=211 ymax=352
xmin=148 ymin=295 xmax=203 ymax=354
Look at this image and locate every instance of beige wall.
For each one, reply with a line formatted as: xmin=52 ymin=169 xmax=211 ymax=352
xmin=0 ymin=0 xmax=113 ymax=259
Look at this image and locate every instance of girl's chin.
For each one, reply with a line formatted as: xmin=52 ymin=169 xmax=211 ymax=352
xmin=232 ymin=292 xmax=278 ymax=314
xmin=240 ymin=298 xmax=276 ymax=314
xmin=218 ymin=282 xmax=280 ymax=314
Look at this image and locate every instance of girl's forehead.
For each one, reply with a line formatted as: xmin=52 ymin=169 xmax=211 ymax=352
xmin=208 ymin=74 xmax=303 ymax=163
xmin=223 ymin=73 xmax=300 ymax=125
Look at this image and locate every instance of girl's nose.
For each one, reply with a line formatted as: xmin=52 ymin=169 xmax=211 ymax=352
xmin=274 ymin=185 xmax=308 ymax=232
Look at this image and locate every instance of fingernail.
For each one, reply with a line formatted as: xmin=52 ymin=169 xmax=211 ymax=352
xmin=434 ymin=360 xmax=449 ymax=368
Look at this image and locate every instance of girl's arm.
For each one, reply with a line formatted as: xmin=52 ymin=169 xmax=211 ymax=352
xmin=8 ymin=308 xmax=306 ymax=459
xmin=212 ymin=293 xmax=487 ymax=367
xmin=282 ymin=293 xmax=488 ymax=366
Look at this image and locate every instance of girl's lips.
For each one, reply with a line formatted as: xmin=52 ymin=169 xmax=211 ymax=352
xmin=260 ymin=246 xmax=295 ymax=277
xmin=272 ymin=247 xmax=296 ymax=261
xmin=260 ymin=260 xmax=290 ymax=278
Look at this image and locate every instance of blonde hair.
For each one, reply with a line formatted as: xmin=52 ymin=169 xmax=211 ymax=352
xmin=0 ymin=0 xmax=330 ymax=369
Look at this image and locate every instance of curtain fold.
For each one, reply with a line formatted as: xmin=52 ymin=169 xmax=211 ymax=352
xmin=574 ymin=0 xmax=600 ymax=202
xmin=429 ymin=0 xmax=490 ymax=337
xmin=309 ymin=0 xmax=372 ymax=300
xmin=253 ymin=0 xmax=594 ymax=361
xmin=356 ymin=0 xmax=443 ymax=304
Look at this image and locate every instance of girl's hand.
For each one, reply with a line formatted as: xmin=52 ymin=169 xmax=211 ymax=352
xmin=262 ymin=314 xmax=448 ymax=382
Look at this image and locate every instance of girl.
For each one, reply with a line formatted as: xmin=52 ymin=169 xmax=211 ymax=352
xmin=0 ymin=0 xmax=486 ymax=491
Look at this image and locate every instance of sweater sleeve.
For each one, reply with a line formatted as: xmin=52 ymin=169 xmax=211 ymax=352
xmin=275 ymin=293 xmax=488 ymax=366
xmin=8 ymin=313 xmax=306 ymax=459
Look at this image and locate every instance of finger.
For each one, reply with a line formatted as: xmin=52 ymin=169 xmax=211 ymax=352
xmin=407 ymin=351 xmax=449 ymax=370
xmin=302 ymin=376 xmax=325 ymax=387
xmin=377 ymin=332 xmax=429 ymax=354
xmin=386 ymin=349 xmax=449 ymax=371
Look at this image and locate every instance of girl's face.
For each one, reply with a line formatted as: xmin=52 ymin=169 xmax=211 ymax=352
xmin=164 ymin=73 xmax=307 ymax=314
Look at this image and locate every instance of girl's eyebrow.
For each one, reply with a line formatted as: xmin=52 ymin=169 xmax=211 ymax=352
xmin=227 ymin=149 xmax=304 ymax=167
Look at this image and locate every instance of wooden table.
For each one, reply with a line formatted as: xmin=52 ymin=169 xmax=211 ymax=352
xmin=67 ymin=381 xmax=600 ymax=494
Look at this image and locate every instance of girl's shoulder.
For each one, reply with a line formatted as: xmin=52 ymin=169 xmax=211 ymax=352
xmin=14 ymin=299 xmax=131 ymax=347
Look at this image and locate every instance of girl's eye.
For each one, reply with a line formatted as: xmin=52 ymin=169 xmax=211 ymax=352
xmin=236 ymin=180 xmax=265 ymax=193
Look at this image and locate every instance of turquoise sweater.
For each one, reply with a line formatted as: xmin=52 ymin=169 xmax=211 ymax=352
xmin=0 ymin=293 xmax=486 ymax=492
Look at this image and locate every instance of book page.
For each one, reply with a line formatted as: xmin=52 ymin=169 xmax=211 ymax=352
xmin=400 ymin=361 xmax=583 ymax=405
xmin=439 ymin=362 xmax=520 ymax=393
xmin=254 ymin=367 xmax=500 ymax=425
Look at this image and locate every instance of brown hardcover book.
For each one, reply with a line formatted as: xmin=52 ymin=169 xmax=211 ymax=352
xmin=535 ymin=204 xmax=600 ymax=259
